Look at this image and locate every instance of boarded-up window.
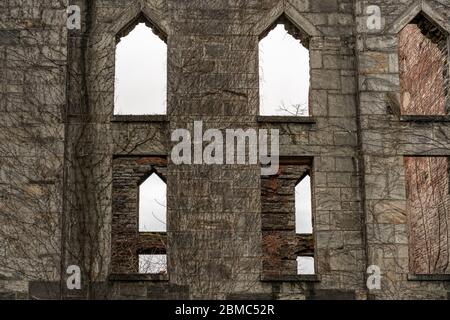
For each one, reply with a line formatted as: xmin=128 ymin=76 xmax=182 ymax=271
xmin=399 ymin=14 xmax=448 ymax=115
xmin=404 ymin=156 xmax=450 ymax=274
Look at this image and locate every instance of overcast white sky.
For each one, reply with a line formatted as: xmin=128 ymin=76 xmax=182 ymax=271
xmin=114 ymin=23 xmax=310 ymax=116
xmin=139 ymin=173 xmax=167 ymax=232
xmin=114 ymin=23 xmax=167 ymax=115
xmin=259 ymin=24 xmax=310 ymax=116
xmin=296 ymin=175 xmax=312 ymax=234
xmin=117 ymin=23 xmax=313 ymax=274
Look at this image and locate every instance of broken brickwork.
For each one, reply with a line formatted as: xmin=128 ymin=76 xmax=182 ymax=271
xmin=261 ymin=158 xmax=314 ymax=279
xmin=111 ymin=156 xmax=167 ymax=274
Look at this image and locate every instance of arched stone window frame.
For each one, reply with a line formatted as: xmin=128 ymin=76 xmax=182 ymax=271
xmin=253 ymin=2 xmax=322 ymax=117
xmin=97 ymin=1 xmax=171 ymax=118
xmin=385 ymin=1 xmax=450 ymax=115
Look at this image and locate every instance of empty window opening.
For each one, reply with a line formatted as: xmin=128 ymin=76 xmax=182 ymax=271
xmin=404 ymin=156 xmax=450 ymax=274
xmin=138 ymin=254 xmax=167 ymax=274
xmin=259 ymin=22 xmax=310 ymax=116
xmin=399 ymin=14 xmax=449 ymax=115
xmin=295 ymin=174 xmax=313 ymax=234
xmin=114 ymin=22 xmax=167 ymax=115
xmin=297 ymin=256 xmax=315 ymax=275
xmin=139 ymin=172 xmax=166 ymax=232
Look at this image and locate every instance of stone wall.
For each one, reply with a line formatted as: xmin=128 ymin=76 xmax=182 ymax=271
xmin=1 ymin=0 xmax=450 ymax=300
xmin=0 ymin=0 xmax=67 ymax=299
xmin=356 ymin=0 xmax=450 ymax=299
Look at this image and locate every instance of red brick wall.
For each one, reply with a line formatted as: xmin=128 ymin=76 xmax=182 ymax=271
xmin=404 ymin=157 xmax=450 ymax=274
xmin=399 ymin=23 xmax=447 ymax=115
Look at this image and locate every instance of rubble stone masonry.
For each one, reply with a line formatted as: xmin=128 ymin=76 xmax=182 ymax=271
xmin=0 ymin=0 xmax=450 ymax=300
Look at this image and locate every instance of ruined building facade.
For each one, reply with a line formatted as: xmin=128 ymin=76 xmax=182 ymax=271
xmin=0 ymin=0 xmax=450 ymax=299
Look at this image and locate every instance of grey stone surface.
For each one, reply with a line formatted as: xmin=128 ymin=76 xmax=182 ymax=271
xmin=0 ymin=0 xmax=449 ymax=300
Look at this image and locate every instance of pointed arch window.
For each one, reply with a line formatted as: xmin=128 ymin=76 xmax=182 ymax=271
xmin=114 ymin=18 xmax=167 ymax=115
xmin=259 ymin=16 xmax=310 ymax=116
xmin=399 ymin=13 xmax=449 ymax=115
xmin=139 ymin=172 xmax=167 ymax=232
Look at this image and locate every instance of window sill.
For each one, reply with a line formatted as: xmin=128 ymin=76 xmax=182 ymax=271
xmin=257 ymin=116 xmax=316 ymax=124
xmin=111 ymin=115 xmax=168 ymax=123
xmin=108 ymin=273 xmax=168 ymax=282
xmin=399 ymin=115 xmax=450 ymax=123
xmin=261 ymin=274 xmax=321 ymax=282
xmin=407 ymin=274 xmax=450 ymax=281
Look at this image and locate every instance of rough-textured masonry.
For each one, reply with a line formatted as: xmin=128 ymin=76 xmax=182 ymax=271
xmin=0 ymin=0 xmax=450 ymax=300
